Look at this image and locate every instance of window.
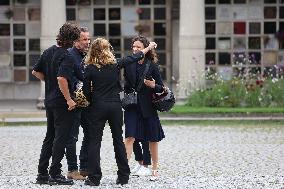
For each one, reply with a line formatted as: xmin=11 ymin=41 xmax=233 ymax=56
xmin=67 ymin=8 xmax=76 ymax=20
xmin=264 ymin=7 xmax=276 ymax=19
xmin=0 ymin=38 xmax=10 ymax=52
xmin=206 ymin=53 xmax=216 ymax=65
xmin=0 ymin=0 xmax=9 ymax=5
xmin=204 ymin=0 xmax=283 ymax=80
xmin=248 ymin=37 xmax=261 ymax=49
xmin=94 ymin=9 xmax=105 ymax=20
xmin=0 ymin=1 xmax=41 ymax=83
xmin=0 ymin=24 xmax=10 ymax=36
xmin=109 ymin=24 xmax=121 ymax=36
xmin=219 ymin=0 xmax=231 ymax=4
xmin=205 ymin=7 xmax=216 ymax=20
xmin=14 ymin=39 xmax=26 ymax=51
xmin=28 ymin=8 xmax=40 ymax=21
xmin=206 ymin=37 xmax=216 ymax=49
xmin=154 ymin=23 xmax=166 ymax=35
xmin=14 ymin=54 xmax=26 ymax=67
xmin=109 ymin=8 xmax=120 ymax=20
xmin=249 ymin=22 xmax=261 ymax=34
xmin=66 ymin=0 xmax=171 ymax=82
xmin=138 ymin=8 xmax=150 ymax=20
xmin=139 ymin=0 xmax=151 ymax=5
xmin=109 ymin=38 xmax=121 ymax=51
xmin=279 ymin=7 xmax=284 ymax=18
xmin=264 ymin=22 xmax=276 ymax=34
xmin=13 ymin=24 xmax=25 ymax=36
xmin=234 ymin=22 xmax=246 ymax=34
xmin=29 ymin=39 xmax=40 ymax=51
xmin=154 ymin=38 xmax=166 ymax=50
xmin=93 ymin=24 xmax=106 ymax=36
xmin=219 ymin=52 xmax=231 ymax=65
xmin=14 ymin=69 xmax=26 ymax=82
xmin=205 ymin=22 xmax=216 ymax=34
xmin=154 ymin=8 xmax=166 ymax=20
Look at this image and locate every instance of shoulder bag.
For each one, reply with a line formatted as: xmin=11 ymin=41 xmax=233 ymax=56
xmin=121 ymin=62 xmax=150 ymax=109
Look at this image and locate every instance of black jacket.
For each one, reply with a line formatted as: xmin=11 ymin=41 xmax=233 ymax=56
xmin=124 ymin=58 xmax=164 ymax=118
xmin=82 ymin=51 xmax=145 ymax=104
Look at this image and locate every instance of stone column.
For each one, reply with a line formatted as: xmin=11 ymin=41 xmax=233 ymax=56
xmin=37 ymin=0 xmax=66 ymax=109
xmin=177 ymin=0 xmax=205 ymax=101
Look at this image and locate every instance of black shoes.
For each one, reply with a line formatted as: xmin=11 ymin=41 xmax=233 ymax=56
xmin=84 ymin=177 xmax=100 ymax=186
xmin=48 ymin=174 xmax=74 ymax=185
xmin=35 ymin=173 xmax=50 ymax=185
xmin=116 ymin=177 xmax=128 ymax=185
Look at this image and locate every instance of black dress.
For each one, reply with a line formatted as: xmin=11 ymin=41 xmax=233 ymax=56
xmin=124 ymin=60 xmax=165 ymax=142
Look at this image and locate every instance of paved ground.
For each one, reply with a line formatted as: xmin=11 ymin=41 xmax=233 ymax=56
xmin=0 ymin=124 xmax=283 ymax=189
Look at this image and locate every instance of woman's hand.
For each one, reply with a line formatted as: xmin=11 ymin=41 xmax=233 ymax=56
xmin=148 ymin=42 xmax=157 ymax=50
xmin=144 ymin=78 xmax=156 ymax=88
xmin=141 ymin=42 xmax=157 ymax=54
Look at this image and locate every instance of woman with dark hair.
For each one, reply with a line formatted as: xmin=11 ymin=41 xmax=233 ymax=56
xmin=123 ymin=35 xmax=165 ymax=181
xmin=82 ymin=38 xmax=157 ymax=186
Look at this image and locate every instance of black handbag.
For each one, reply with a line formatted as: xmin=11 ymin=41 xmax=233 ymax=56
xmin=121 ymin=91 xmax=137 ymax=108
xmin=152 ymin=87 xmax=175 ymax=112
xmin=121 ymin=62 xmax=150 ymax=109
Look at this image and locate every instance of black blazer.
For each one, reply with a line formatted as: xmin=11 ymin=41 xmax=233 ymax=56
xmin=124 ymin=58 xmax=164 ymax=118
xmin=83 ymin=51 xmax=145 ymax=104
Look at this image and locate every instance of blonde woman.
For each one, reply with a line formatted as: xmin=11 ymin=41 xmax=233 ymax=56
xmin=82 ymin=38 xmax=156 ymax=186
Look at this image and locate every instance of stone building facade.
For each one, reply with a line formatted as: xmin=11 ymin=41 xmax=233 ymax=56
xmin=0 ymin=0 xmax=283 ymax=101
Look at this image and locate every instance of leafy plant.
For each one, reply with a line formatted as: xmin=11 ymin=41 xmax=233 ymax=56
xmin=187 ymin=77 xmax=284 ymax=108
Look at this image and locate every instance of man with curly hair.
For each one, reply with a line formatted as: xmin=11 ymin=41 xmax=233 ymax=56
xmin=32 ymin=22 xmax=81 ymax=185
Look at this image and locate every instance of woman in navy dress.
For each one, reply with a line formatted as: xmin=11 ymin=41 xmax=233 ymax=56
xmin=123 ymin=35 xmax=164 ymax=181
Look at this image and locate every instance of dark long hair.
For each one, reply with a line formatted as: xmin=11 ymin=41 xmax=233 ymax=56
xmin=131 ymin=35 xmax=158 ymax=63
xmin=56 ymin=22 xmax=81 ymax=49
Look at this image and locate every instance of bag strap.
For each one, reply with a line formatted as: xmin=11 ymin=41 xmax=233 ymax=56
xmin=136 ymin=62 xmax=150 ymax=92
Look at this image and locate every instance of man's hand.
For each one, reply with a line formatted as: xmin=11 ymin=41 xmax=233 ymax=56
xmin=67 ymin=99 xmax=76 ymax=111
xmin=57 ymin=76 xmax=76 ymax=111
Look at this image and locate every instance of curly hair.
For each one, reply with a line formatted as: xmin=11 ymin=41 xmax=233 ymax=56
xmin=85 ymin=38 xmax=116 ymax=67
xmin=56 ymin=22 xmax=81 ymax=48
xmin=131 ymin=35 xmax=158 ymax=63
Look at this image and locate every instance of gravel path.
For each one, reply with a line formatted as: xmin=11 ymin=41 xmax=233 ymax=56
xmin=0 ymin=124 xmax=283 ymax=189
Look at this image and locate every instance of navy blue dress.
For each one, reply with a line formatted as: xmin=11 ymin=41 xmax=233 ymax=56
xmin=124 ymin=62 xmax=165 ymax=142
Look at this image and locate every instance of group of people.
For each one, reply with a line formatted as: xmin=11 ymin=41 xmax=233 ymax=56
xmin=32 ymin=22 xmax=166 ymax=186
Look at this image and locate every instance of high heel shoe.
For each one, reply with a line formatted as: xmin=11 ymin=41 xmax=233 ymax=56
xmin=149 ymin=170 xmax=158 ymax=181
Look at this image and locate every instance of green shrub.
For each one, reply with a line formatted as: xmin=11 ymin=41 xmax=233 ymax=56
xmin=187 ymin=78 xmax=284 ymax=108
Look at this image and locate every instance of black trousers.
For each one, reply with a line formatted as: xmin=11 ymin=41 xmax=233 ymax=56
xmin=79 ymin=108 xmax=91 ymax=171
xmin=66 ymin=108 xmax=90 ymax=171
xmin=133 ymin=140 xmax=151 ymax=165
xmin=87 ymin=101 xmax=130 ymax=182
xmin=37 ymin=107 xmax=75 ymax=176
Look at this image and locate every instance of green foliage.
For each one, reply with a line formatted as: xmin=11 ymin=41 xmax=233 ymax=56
xmin=186 ymin=78 xmax=284 ymax=108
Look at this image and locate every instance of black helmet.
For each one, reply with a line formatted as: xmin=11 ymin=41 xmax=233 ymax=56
xmin=152 ymin=87 xmax=175 ymax=112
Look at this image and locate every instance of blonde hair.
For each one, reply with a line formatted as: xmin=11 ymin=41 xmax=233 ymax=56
xmin=85 ymin=38 xmax=116 ymax=68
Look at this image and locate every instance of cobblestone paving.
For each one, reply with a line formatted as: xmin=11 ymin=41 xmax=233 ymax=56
xmin=0 ymin=124 xmax=284 ymax=189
